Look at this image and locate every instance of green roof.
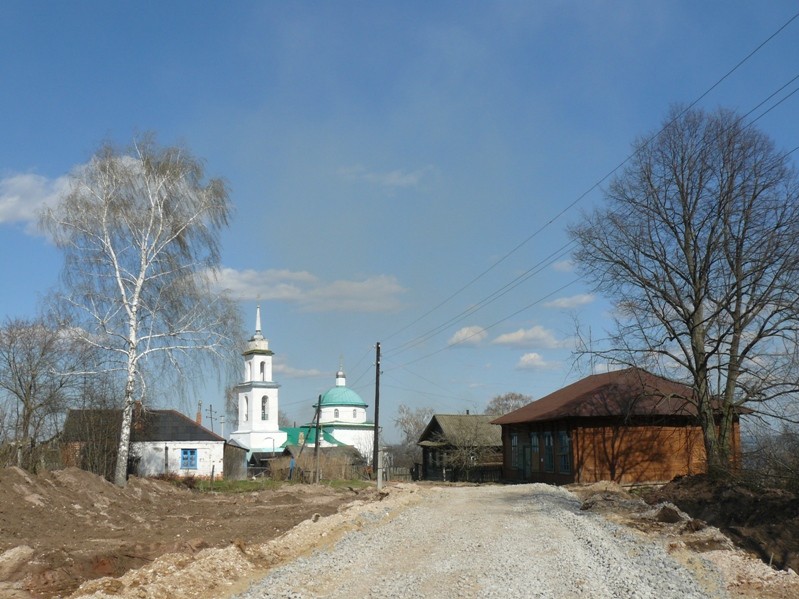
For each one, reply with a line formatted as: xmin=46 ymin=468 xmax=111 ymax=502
xmin=319 ymin=385 xmax=367 ymax=408
xmin=280 ymin=426 xmax=345 ymax=448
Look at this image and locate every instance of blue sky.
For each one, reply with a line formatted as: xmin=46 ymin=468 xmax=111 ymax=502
xmin=2 ymin=2 xmax=798 ymax=441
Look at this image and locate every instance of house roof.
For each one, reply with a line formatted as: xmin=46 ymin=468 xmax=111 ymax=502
xmin=417 ymin=414 xmax=502 ymax=447
xmin=282 ymin=444 xmax=364 ymax=461
xmin=280 ymin=426 xmax=346 ymax=448
xmin=491 ymin=368 xmax=701 ymax=425
xmin=62 ymin=408 xmax=225 ymax=443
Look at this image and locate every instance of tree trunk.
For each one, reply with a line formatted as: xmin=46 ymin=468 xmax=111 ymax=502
xmin=113 ymin=350 xmax=137 ymax=487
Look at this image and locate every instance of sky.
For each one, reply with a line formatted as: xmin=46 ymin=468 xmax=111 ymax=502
xmin=1 ymin=2 xmax=798 ymax=442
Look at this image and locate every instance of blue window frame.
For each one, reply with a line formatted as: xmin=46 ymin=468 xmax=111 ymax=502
xmin=181 ymin=448 xmax=198 ymax=469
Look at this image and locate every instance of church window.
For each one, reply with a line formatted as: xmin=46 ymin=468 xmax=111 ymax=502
xmin=260 ymin=362 xmax=265 ymax=381
xmin=246 ymin=362 xmax=251 ymax=381
xmin=262 ymin=396 xmax=269 ymax=420
xmin=353 ymin=409 xmax=357 ymax=419
xmin=244 ymin=396 xmax=249 ymax=422
xmin=334 ymin=408 xmax=340 ymax=419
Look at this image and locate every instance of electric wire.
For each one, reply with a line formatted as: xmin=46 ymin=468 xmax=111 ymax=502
xmin=381 ymin=10 xmax=799 ymax=350
xmin=382 ymin=49 xmax=799 ymax=370
xmin=386 ymin=240 xmax=575 ymax=358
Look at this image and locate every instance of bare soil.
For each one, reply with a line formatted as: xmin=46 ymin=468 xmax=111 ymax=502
xmin=643 ymin=475 xmax=799 ymax=573
xmin=0 ymin=467 xmax=360 ymax=599
xmin=2 ymin=469 xmax=798 ymax=599
xmin=572 ymin=479 xmax=799 ymax=599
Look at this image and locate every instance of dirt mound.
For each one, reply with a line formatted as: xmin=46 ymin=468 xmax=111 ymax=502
xmin=645 ymin=475 xmax=799 ymax=572
xmin=0 ymin=467 xmax=359 ymax=598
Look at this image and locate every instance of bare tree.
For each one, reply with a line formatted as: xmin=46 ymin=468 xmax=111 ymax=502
xmin=0 ymin=317 xmax=80 ymax=468
xmin=570 ymin=106 xmax=799 ymax=475
xmin=392 ymin=404 xmax=435 ymax=466
xmin=484 ymin=392 xmax=532 ymax=417
xmin=40 ymin=135 xmax=242 ymax=486
xmin=435 ymin=414 xmax=502 ymax=481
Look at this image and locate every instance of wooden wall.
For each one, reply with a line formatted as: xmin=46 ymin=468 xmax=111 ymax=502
xmin=572 ymin=422 xmax=705 ymax=484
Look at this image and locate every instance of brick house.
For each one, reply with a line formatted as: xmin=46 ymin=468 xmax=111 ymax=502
xmin=62 ymin=407 xmax=247 ymax=480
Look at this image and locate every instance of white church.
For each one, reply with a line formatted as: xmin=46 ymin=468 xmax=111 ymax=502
xmin=229 ymin=307 xmax=375 ymax=464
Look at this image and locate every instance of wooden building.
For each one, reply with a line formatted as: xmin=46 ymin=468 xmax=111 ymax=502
xmin=417 ymin=414 xmax=502 ymax=482
xmin=492 ymin=368 xmax=744 ymax=485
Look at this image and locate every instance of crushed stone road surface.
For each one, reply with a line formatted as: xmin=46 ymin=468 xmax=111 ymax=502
xmin=233 ymin=484 xmax=728 ymax=599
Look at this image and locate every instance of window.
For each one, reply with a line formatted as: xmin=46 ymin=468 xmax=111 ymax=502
xmin=244 ymin=396 xmax=249 ymax=422
xmin=353 ymin=409 xmax=357 ymax=419
xmin=543 ymin=432 xmax=554 ymax=473
xmin=261 ymin=396 xmax=269 ymax=420
xmin=260 ymin=362 xmax=265 ymax=381
xmin=334 ymin=408 xmax=340 ymax=419
xmin=558 ymin=431 xmax=571 ymax=474
xmin=245 ymin=362 xmax=251 ymax=381
xmin=181 ymin=449 xmax=197 ymax=469
xmin=510 ymin=433 xmax=519 ymax=468
xmin=530 ymin=432 xmax=540 ymax=473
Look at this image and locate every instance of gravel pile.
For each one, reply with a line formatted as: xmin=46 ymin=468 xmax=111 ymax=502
xmin=233 ymin=484 xmax=728 ymax=599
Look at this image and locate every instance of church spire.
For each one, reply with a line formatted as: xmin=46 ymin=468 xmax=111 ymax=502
xmin=252 ymin=305 xmax=264 ymax=341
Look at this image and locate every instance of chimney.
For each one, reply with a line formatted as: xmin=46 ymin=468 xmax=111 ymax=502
xmin=196 ymin=400 xmax=203 ymax=425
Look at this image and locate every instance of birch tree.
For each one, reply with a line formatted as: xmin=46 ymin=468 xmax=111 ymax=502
xmin=41 ymin=136 xmax=241 ymax=486
xmin=570 ymin=106 xmax=799 ymax=476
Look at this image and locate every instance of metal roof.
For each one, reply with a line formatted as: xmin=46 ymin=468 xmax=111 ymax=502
xmin=491 ymin=368 xmax=698 ymax=425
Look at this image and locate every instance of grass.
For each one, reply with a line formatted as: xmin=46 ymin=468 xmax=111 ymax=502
xmin=192 ymin=477 xmax=373 ymax=493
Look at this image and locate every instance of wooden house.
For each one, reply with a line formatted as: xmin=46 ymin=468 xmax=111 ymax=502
xmin=492 ymin=368 xmax=745 ymax=485
xmin=417 ymin=414 xmax=503 ymax=482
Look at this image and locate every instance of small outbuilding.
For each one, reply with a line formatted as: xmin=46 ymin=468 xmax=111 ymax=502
xmin=417 ymin=414 xmax=503 ymax=482
xmin=492 ymin=368 xmax=745 ymax=485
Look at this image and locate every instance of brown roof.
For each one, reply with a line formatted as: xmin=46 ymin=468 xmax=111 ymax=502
xmin=418 ymin=414 xmax=502 ymax=447
xmin=491 ymin=368 xmax=699 ymax=425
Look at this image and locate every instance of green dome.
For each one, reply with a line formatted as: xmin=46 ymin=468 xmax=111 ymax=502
xmin=320 ymin=385 xmax=367 ymax=408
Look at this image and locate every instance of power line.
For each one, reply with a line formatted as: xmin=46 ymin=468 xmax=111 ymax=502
xmin=387 ymin=278 xmax=580 ymax=371
xmin=387 ymin=240 xmax=575 ymax=358
xmin=384 ymin=12 xmax=799 ymax=370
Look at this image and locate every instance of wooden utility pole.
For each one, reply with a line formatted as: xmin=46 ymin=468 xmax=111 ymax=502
xmin=205 ymin=404 xmax=217 ymax=433
xmin=313 ymin=395 xmax=322 ymax=483
xmin=372 ymin=342 xmax=381 ymax=483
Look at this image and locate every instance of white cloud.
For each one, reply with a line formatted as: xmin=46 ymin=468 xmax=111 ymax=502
xmin=552 ymin=260 xmax=574 ymax=272
xmin=338 ymin=164 xmax=434 ymax=189
xmin=493 ymin=325 xmax=570 ymax=349
xmin=211 ymin=267 xmax=406 ymax=313
xmin=0 ymin=172 xmax=70 ymax=233
xmin=544 ymin=293 xmax=595 ymax=309
xmin=304 ymin=275 xmax=406 ymax=312
xmin=448 ymin=325 xmax=487 ymax=346
xmin=211 ymin=267 xmax=317 ymax=301
xmin=273 ymin=363 xmax=327 ymax=378
xmin=516 ymin=352 xmax=558 ymax=370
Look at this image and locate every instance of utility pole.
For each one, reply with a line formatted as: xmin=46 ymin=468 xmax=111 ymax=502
xmin=205 ymin=404 xmax=217 ymax=433
xmin=313 ymin=395 xmax=322 ymax=483
xmin=372 ymin=342 xmax=381 ymax=486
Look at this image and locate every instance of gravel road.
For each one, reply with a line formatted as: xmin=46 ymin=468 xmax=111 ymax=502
xmin=233 ymin=484 xmax=728 ymax=599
